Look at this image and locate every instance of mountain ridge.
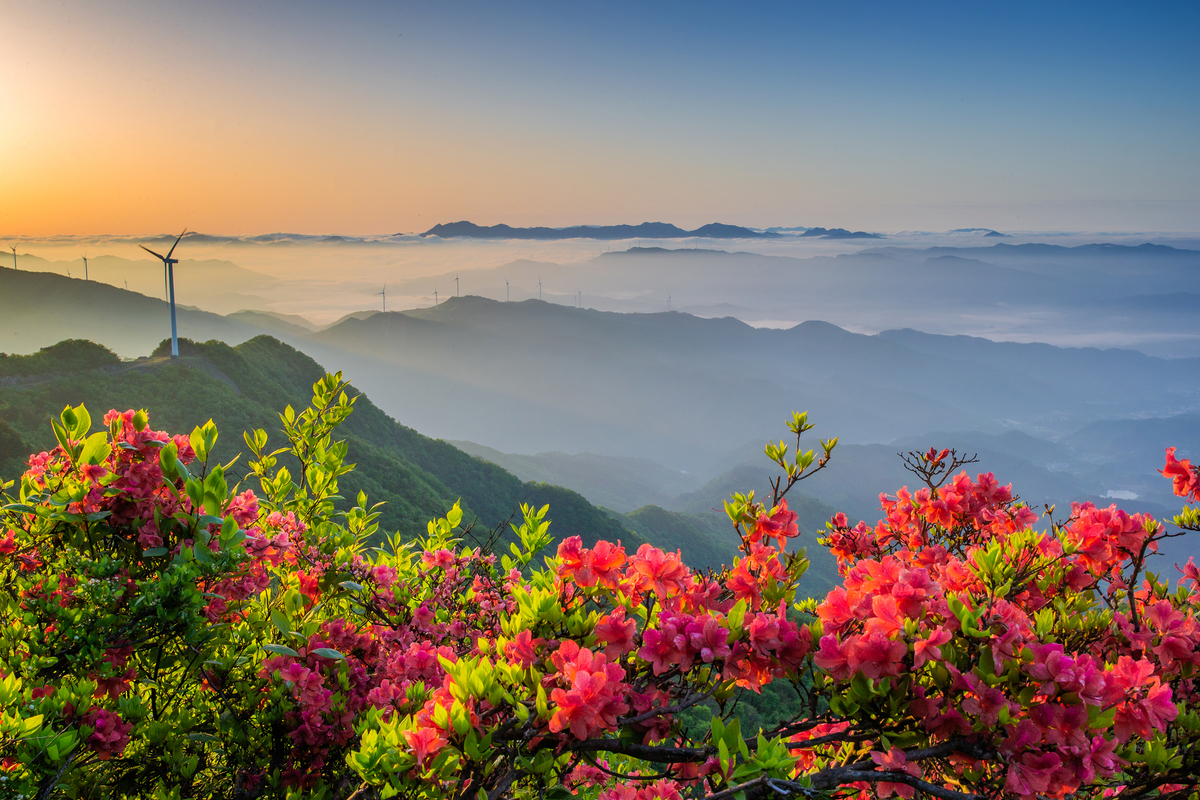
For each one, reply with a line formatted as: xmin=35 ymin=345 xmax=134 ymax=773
xmin=420 ymin=221 xmax=782 ymax=240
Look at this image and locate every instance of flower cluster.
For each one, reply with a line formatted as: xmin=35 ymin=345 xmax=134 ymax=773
xmin=3 ymin=391 xmax=1199 ymax=800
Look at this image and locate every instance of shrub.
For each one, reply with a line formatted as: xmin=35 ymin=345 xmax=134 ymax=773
xmin=0 ymin=378 xmax=1197 ymax=800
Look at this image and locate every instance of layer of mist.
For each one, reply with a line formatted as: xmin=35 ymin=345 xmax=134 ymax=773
xmin=5 ymin=228 xmax=1200 ymax=354
xmin=2 ymin=227 xmax=1198 ymax=567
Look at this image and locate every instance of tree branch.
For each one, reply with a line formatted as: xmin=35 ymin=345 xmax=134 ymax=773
xmin=619 ymin=689 xmax=713 ymax=727
xmin=811 ymin=770 xmax=978 ymax=800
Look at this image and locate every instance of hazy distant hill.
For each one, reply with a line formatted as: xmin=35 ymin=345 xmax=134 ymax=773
xmin=372 ymin=240 xmax=1200 ymax=356
xmin=3 ymin=270 xmax=1197 ymax=570
xmin=448 ymin=440 xmax=701 ymax=512
xmin=421 ymin=221 xmax=781 ymax=240
xmin=6 ymin=252 xmax=278 ymax=315
xmin=948 ymin=228 xmax=1007 ymax=237
xmin=798 ymin=227 xmax=884 ymax=239
xmin=300 ymin=295 xmax=1200 ymax=470
xmin=0 ymin=268 xmax=291 ymax=357
xmin=226 ymin=310 xmax=316 ymax=337
xmin=443 ymin=437 xmax=844 ymax=590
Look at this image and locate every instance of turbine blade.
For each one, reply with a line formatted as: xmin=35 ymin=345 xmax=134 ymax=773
xmin=165 ymin=228 xmax=188 ymax=259
xmin=140 ymin=244 xmax=166 ymax=260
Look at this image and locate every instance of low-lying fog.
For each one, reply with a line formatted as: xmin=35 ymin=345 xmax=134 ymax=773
xmin=4 ymin=226 xmax=1200 ymax=566
xmin=7 ymin=228 xmax=1200 ymax=356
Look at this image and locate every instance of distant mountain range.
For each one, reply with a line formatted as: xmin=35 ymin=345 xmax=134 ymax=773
xmin=798 ymin=227 xmax=885 ymax=240
xmin=949 ymin=228 xmax=1007 ymax=237
xmin=420 ymin=221 xmax=783 ymax=240
xmin=2 ymin=267 xmax=1198 ymax=571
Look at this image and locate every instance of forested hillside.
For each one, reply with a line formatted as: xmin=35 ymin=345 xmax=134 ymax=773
xmin=0 ymin=336 xmax=627 ymax=544
xmin=0 ymin=336 xmax=841 ymax=592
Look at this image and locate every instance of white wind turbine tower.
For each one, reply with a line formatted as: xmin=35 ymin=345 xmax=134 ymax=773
xmin=375 ymin=283 xmax=387 ymax=312
xmin=505 ymin=278 xmax=509 ymax=302
xmin=455 ymin=274 xmax=459 ymax=297
xmin=139 ymin=229 xmax=188 ymax=357
xmin=82 ymin=253 xmax=89 ymax=281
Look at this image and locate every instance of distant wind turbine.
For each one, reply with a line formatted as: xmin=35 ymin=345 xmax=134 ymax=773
xmin=505 ymin=278 xmax=509 ymax=302
xmin=139 ymin=229 xmax=188 ymax=357
xmin=375 ymin=283 xmax=387 ymax=311
xmin=82 ymin=253 xmax=88 ymax=281
xmin=668 ymin=293 xmax=672 ymax=312
xmin=8 ymin=244 xmax=15 ymax=271
xmin=455 ymin=274 xmax=459 ymax=297
xmin=538 ymin=275 xmax=542 ymax=301
xmin=434 ymin=288 xmax=438 ymax=309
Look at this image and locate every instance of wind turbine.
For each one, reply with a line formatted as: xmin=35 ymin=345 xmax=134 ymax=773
xmin=455 ymin=274 xmax=459 ymax=297
xmin=139 ymin=229 xmax=187 ymax=357
xmin=375 ymin=283 xmax=387 ymax=312
xmin=8 ymin=244 xmax=15 ymax=270
xmin=537 ymin=275 xmax=542 ymax=301
xmin=434 ymin=287 xmax=438 ymax=309
xmin=82 ymin=253 xmax=89 ymax=281
xmin=668 ymin=293 xmax=672 ymax=312
xmin=505 ymin=278 xmax=509 ymax=302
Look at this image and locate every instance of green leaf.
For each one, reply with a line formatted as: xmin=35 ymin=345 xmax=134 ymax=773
xmin=262 ymin=643 xmax=300 ymax=658
xmin=159 ymin=440 xmax=179 ymax=479
xmin=73 ymin=405 xmax=91 ymax=438
xmin=79 ymin=431 xmax=111 ymax=465
xmin=312 ymin=648 xmax=345 ymax=660
xmin=51 ymin=417 xmax=72 ymax=455
xmin=142 ymin=547 xmax=168 ymax=557
xmin=727 ymin=598 xmax=748 ymax=639
xmin=19 ymin=714 xmax=43 ymax=737
xmin=270 ymin=610 xmax=292 ymax=635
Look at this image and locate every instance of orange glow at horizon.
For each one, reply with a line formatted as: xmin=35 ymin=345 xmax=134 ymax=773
xmin=3 ymin=0 xmax=1198 ymax=237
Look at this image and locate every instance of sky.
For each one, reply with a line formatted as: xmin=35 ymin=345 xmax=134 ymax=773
xmin=1 ymin=0 xmax=1198 ymax=236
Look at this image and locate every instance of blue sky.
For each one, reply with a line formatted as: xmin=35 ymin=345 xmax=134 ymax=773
xmin=1 ymin=0 xmax=1197 ymax=233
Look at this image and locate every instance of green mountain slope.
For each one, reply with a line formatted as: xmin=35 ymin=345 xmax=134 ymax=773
xmin=0 ymin=337 xmax=633 ymax=552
